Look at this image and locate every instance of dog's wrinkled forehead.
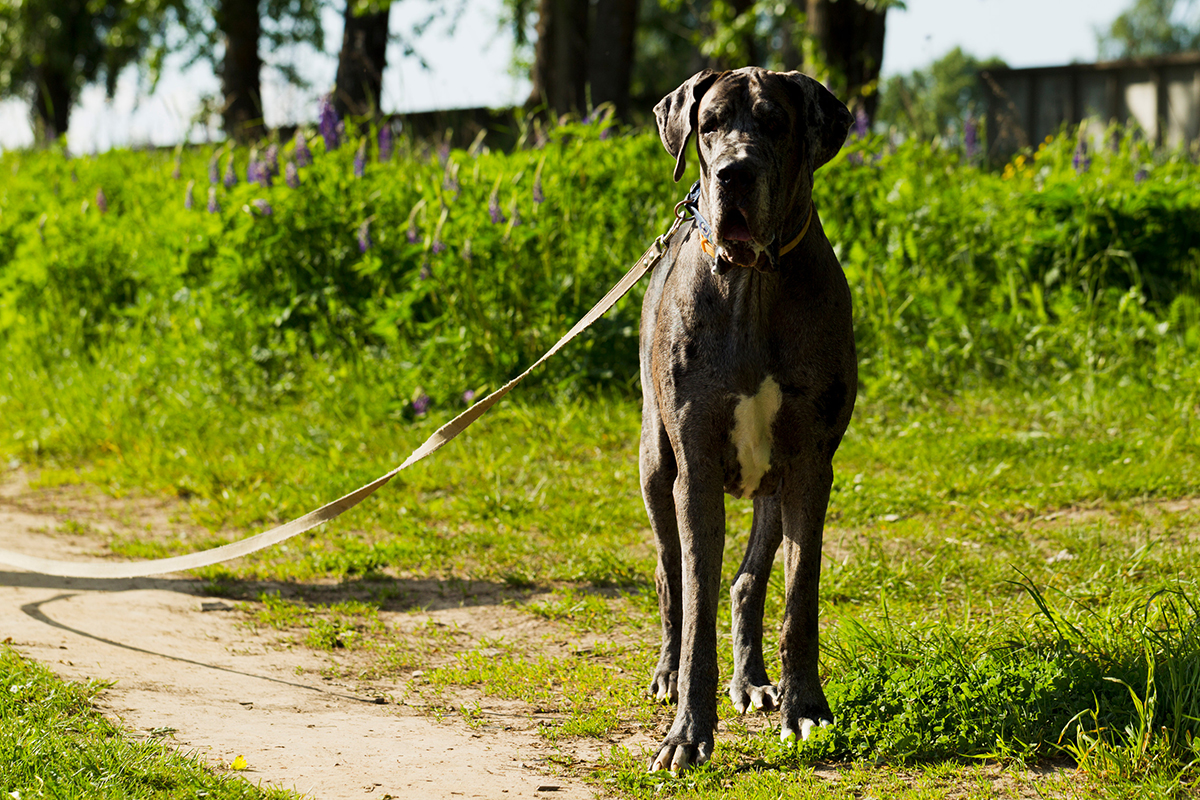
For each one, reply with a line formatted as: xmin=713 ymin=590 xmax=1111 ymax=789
xmin=654 ymin=67 xmax=853 ymax=183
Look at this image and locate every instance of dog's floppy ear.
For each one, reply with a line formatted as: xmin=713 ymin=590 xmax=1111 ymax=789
xmin=654 ymin=70 xmax=721 ymax=183
xmin=780 ymin=71 xmax=854 ymax=171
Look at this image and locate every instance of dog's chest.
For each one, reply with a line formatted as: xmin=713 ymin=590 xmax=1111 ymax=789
xmin=728 ymin=376 xmax=783 ymax=499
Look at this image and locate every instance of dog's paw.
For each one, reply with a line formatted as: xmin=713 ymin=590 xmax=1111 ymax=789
xmin=780 ymin=716 xmax=832 ymax=746
xmin=728 ymin=676 xmax=778 ymax=714
xmin=648 ymin=738 xmax=712 ymax=774
xmin=648 ymin=669 xmax=678 ymax=705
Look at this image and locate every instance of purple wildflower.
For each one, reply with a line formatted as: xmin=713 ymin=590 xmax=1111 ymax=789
xmin=223 ymin=156 xmax=238 ymax=189
xmin=488 ymin=187 xmax=506 ymax=224
xmin=1073 ymin=138 xmax=1091 ymax=173
xmin=442 ymin=162 xmax=459 ymax=198
xmin=354 ymin=140 xmax=366 ymax=178
xmin=432 ymin=235 xmax=446 ymax=254
xmin=406 ymin=217 xmax=420 ymax=244
xmin=286 ymin=161 xmax=300 ymax=189
xmin=357 ymin=219 xmax=371 ymax=253
xmin=263 ymin=144 xmax=279 ymax=178
xmin=533 ymin=174 xmax=544 ymax=204
xmin=207 ymin=187 xmax=220 ymax=214
xmin=378 ymin=124 xmax=394 ymax=162
xmin=318 ymin=96 xmax=341 ymax=151
xmin=172 ymin=155 xmax=182 ymax=180
xmin=600 ymin=125 xmax=615 ymax=141
xmin=252 ymin=198 xmax=272 ymax=216
xmin=964 ymin=116 xmax=978 ymax=158
xmin=418 ymin=260 xmax=431 ymax=280
xmin=853 ymin=107 xmax=869 ymax=138
xmin=209 ymin=153 xmax=220 ymax=184
xmin=412 ymin=394 xmax=431 ymax=416
xmin=509 ymin=201 xmax=521 ymax=228
xmin=294 ymin=130 xmax=312 ymax=167
xmin=1135 ymin=167 xmax=1148 ymax=183
xmin=95 ymin=187 xmax=108 ymax=214
xmin=184 ymin=180 xmax=195 ymax=209
xmin=437 ymin=142 xmax=449 ymax=165
xmin=462 ymin=389 xmax=476 ymax=405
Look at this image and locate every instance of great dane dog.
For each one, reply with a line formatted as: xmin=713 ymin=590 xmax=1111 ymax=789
xmin=639 ymin=67 xmax=856 ymax=773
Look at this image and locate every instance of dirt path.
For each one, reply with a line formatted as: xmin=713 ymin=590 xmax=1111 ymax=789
xmin=0 ymin=475 xmax=601 ymax=800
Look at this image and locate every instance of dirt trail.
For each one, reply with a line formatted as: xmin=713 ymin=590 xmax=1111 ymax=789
xmin=0 ymin=475 xmax=600 ymax=800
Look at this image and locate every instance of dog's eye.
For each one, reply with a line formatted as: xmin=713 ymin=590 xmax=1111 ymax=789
xmin=758 ymin=111 xmax=787 ymax=135
xmin=699 ymin=114 xmax=721 ymax=135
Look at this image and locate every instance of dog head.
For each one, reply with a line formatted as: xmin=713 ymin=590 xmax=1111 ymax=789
xmin=654 ymin=67 xmax=852 ymax=269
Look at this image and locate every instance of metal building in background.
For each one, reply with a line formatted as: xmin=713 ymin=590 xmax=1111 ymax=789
xmin=981 ymin=52 xmax=1200 ymax=161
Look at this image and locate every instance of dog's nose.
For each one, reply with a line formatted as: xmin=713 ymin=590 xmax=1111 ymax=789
xmin=716 ymin=161 xmax=755 ymax=194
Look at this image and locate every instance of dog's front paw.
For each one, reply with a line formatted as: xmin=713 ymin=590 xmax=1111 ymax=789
xmin=728 ymin=674 xmax=778 ymax=714
xmin=648 ymin=736 xmax=713 ymax=773
xmin=648 ymin=666 xmax=678 ymax=705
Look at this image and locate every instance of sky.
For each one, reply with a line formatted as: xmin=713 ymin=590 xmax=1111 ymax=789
xmin=0 ymin=0 xmax=1136 ymax=152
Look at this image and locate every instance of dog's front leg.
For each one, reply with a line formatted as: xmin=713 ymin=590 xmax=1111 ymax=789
xmin=649 ymin=462 xmax=725 ymax=773
xmin=778 ymin=460 xmax=835 ymax=744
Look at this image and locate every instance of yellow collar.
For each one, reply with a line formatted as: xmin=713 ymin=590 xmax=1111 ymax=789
xmin=698 ymin=204 xmax=815 ymax=265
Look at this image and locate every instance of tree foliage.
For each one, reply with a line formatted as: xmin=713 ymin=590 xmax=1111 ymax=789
xmin=0 ymin=0 xmax=184 ymax=141
xmin=1098 ymin=0 xmax=1200 ymax=59
xmin=876 ymin=47 xmax=1006 ymax=139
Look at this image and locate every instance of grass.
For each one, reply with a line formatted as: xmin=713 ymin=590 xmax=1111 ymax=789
xmin=2 ymin=121 xmax=1200 ymax=797
xmin=0 ymin=645 xmax=300 ymax=798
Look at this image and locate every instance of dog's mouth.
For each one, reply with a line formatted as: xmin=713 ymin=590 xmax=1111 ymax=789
xmin=720 ymin=208 xmax=753 ymax=242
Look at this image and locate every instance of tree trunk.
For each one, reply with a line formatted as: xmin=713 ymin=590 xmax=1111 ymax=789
xmin=334 ymin=2 xmax=391 ymax=118
xmin=527 ymin=0 xmax=589 ymax=116
xmin=217 ymin=0 xmax=265 ymax=141
xmin=31 ymin=65 xmax=73 ymax=141
xmin=588 ymin=0 xmax=638 ymax=119
xmin=806 ymin=0 xmax=887 ymax=121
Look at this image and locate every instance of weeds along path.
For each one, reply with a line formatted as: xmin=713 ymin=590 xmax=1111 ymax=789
xmin=0 ymin=472 xmax=596 ymax=800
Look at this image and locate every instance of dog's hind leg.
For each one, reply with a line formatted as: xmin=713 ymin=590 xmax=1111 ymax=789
xmin=640 ymin=412 xmax=681 ymax=705
xmin=728 ymin=493 xmax=783 ymax=713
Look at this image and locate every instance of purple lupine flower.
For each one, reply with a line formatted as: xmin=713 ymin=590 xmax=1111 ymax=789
xmin=437 ymin=142 xmax=449 ymax=165
xmin=263 ymin=144 xmax=279 ymax=178
xmin=853 ymin=107 xmax=869 ymax=138
xmin=294 ymin=130 xmax=312 ymax=167
xmin=246 ymin=153 xmax=260 ymax=185
xmin=172 ymin=155 xmax=182 ymax=180
xmin=252 ymin=198 xmax=273 ymax=216
xmin=533 ymin=174 xmax=544 ymax=204
xmin=223 ymin=156 xmax=238 ymax=189
xmin=964 ymin=116 xmax=978 ymax=158
xmin=1135 ymin=167 xmax=1148 ymax=183
xmin=462 ymin=389 xmax=476 ymax=405
xmin=207 ymin=187 xmax=220 ymax=214
xmin=354 ymin=140 xmax=366 ymax=178
xmin=509 ymin=200 xmax=521 ymax=228
xmin=184 ymin=180 xmax=195 ymax=209
xmin=357 ymin=219 xmax=371 ymax=253
xmin=432 ymin=235 xmax=446 ymax=254
xmin=285 ymin=161 xmax=300 ymax=189
xmin=412 ymin=394 xmax=431 ymax=416
xmin=418 ymin=260 xmax=431 ymax=280
xmin=95 ymin=187 xmax=108 ymax=214
xmin=488 ymin=187 xmax=506 ymax=224
xmin=406 ymin=217 xmax=420 ymax=244
xmin=1073 ymin=138 xmax=1091 ymax=173
xmin=600 ymin=125 xmax=615 ymax=140
xmin=319 ymin=96 xmax=341 ymax=151
xmin=209 ymin=153 xmax=220 ymax=184
xmin=378 ymin=123 xmax=394 ymax=162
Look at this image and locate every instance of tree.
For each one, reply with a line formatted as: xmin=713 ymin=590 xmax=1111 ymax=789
xmin=1098 ymin=0 xmax=1200 ymax=59
xmin=335 ymin=0 xmax=392 ymax=118
xmin=527 ymin=0 xmax=590 ymax=114
xmin=0 ymin=0 xmax=183 ymax=142
xmin=588 ymin=0 xmax=640 ymax=119
xmin=804 ymin=0 xmax=904 ymax=122
xmin=184 ymin=0 xmax=325 ymax=141
xmin=876 ymin=47 xmax=1006 ymax=140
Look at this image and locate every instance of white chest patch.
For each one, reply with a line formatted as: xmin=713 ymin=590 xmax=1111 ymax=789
xmin=731 ymin=376 xmax=783 ymax=499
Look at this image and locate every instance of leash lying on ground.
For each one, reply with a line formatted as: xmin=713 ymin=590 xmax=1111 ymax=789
xmin=0 ymin=212 xmax=690 ymax=580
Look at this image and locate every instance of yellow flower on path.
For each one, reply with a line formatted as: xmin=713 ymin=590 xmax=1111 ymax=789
xmin=231 ymin=755 xmax=248 ymax=771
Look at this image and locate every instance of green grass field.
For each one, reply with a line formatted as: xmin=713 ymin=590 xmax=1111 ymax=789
xmin=2 ymin=120 xmax=1200 ymax=797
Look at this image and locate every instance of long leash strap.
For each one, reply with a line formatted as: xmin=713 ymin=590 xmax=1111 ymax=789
xmin=0 ymin=215 xmax=688 ymax=580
